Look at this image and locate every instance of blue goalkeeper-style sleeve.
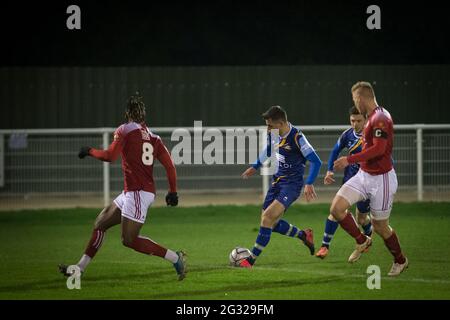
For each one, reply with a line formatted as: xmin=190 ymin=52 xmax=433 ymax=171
xmin=305 ymin=151 xmax=322 ymax=185
xmin=327 ymin=141 xmax=343 ymax=172
xmin=252 ymin=145 xmax=271 ymax=170
xmin=252 ymin=133 xmax=272 ymax=170
xmin=297 ymin=133 xmax=322 ymax=185
xmin=327 ymin=133 xmax=346 ymax=171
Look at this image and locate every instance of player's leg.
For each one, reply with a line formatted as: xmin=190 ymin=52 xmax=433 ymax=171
xmin=330 ymin=193 xmax=372 ymax=263
xmin=244 ymin=200 xmax=285 ymax=266
xmin=272 ymin=218 xmax=314 ymax=255
xmin=370 ymin=169 xmax=407 ymax=276
xmin=371 ymin=218 xmax=408 ymax=276
xmin=356 ymin=199 xmax=372 ymax=237
xmin=317 ymin=174 xmax=354 ymax=259
xmin=330 ymin=172 xmax=372 ymax=262
xmin=317 ymin=174 xmax=358 ymax=258
xmin=330 ymin=194 xmax=367 ymax=244
xmin=59 ymin=201 xmax=122 ymax=276
xmin=120 ymin=190 xmax=187 ymax=280
xmin=121 ymin=216 xmax=186 ymax=280
xmin=317 ymin=205 xmax=370 ymax=258
xmin=239 ymin=185 xmax=279 ymax=267
xmin=78 ymin=203 xmax=122 ymax=271
xmin=271 ymin=185 xmax=314 ymax=255
xmin=121 ymin=216 xmax=168 ymax=258
xmin=316 ymin=213 xmax=339 ymax=258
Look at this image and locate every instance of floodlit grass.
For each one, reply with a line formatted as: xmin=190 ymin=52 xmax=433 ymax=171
xmin=0 ymin=203 xmax=449 ymax=299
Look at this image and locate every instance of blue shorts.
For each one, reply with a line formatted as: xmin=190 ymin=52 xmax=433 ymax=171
xmin=344 ymin=165 xmax=359 ymax=182
xmin=262 ymin=177 xmax=303 ymax=211
xmin=343 ymin=172 xmax=370 ymax=214
xmin=356 ymin=199 xmax=370 ymax=214
xmin=343 ymin=172 xmax=356 ymax=185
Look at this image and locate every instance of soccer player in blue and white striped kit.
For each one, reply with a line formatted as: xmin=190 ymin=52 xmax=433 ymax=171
xmin=239 ymin=106 xmax=322 ymax=268
xmin=315 ymin=106 xmax=372 ymax=259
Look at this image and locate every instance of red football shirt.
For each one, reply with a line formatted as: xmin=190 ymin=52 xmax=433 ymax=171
xmin=90 ymin=122 xmax=176 ymax=194
xmin=347 ymin=107 xmax=394 ymax=175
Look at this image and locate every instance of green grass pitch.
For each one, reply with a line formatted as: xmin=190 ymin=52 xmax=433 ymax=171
xmin=0 ymin=202 xmax=449 ymax=299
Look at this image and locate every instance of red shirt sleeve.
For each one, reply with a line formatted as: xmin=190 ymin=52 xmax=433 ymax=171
xmin=88 ymin=126 xmax=123 ymax=162
xmin=347 ymin=114 xmax=389 ymax=164
xmin=347 ymin=138 xmax=387 ymax=164
xmin=156 ymin=138 xmax=177 ymax=193
xmin=89 ymin=139 xmax=122 ymax=162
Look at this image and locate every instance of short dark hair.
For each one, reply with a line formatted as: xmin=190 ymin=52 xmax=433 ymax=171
xmin=349 ymin=106 xmax=361 ymax=116
xmin=125 ymin=92 xmax=146 ymax=123
xmin=262 ymin=106 xmax=287 ymax=122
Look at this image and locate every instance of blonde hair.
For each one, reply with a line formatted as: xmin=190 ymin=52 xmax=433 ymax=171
xmin=351 ymin=81 xmax=375 ymax=98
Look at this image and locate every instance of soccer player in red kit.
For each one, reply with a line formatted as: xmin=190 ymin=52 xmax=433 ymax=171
xmin=332 ymin=82 xmax=408 ymax=276
xmin=59 ymin=93 xmax=187 ymax=280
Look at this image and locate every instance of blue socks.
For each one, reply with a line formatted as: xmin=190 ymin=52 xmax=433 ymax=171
xmin=249 ymin=220 xmax=306 ymax=265
xmin=321 ymin=217 xmax=372 ymax=248
xmin=322 ymin=218 xmax=339 ymax=248
xmin=249 ymin=226 xmax=272 ymax=264
xmin=362 ymin=221 xmax=372 ymax=236
xmin=273 ymin=219 xmax=305 ymax=240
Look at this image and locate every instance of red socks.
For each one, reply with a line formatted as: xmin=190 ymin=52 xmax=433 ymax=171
xmin=129 ymin=236 xmax=168 ymax=258
xmin=384 ymin=231 xmax=406 ymax=264
xmin=338 ymin=213 xmax=366 ymax=244
xmin=84 ymin=229 xmax=105 ymax=258
xmin=84 ymin=229 xmax=167 ymax=259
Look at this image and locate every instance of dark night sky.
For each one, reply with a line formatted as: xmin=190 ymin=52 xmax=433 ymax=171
xmin=1 ymin=0 xmax=449 ymax=66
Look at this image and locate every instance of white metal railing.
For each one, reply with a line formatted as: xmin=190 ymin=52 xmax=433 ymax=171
xmin=1 ymin=124 xmax=450 ymax=206
xmin=273 ymin=124 xmax=450 ymax=203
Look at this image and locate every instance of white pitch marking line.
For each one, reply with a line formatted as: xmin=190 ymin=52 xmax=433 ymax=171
xmin=104 ymin=260 xmax=450 ymax=285
xmin=257 ymin=266 xmax=450 ymax=285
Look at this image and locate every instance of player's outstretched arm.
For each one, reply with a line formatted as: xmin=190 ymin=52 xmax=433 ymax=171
xmin=324 ymin=140 xmax=343 ymax=184
xmin=157 ymin=142 xmax=178 ymax=206
xmin=78 ymin=140 xmax=121 ymax=162
xmin=346 ymin=136 xmax=387 ymax=165
xmin=242 ymin=143 xmax=271 ymax=179
xmin=78 ymin=146 xmax=91 ymax=159
xmin=328 ymin=139 xmax=343 ymax=170
xmin=296 ymin=132 xmax=322 ymax=201
xmin=241 ymin=167 xmax=257 ymax=179
xmin=253 ymin=145 xmax=271 ymax=170
xmin=304 ymin=151 xmax=322 ymax=202
xmin=334 ymin=136 xmax=387 ymax=171
xmin=324 ymin=171 xmax=335 ymax=185
xmin=345 ymin=116 xmax=389 ymax=166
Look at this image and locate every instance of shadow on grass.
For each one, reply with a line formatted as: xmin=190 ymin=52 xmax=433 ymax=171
xmin=0 ymin=265 xmax=231 ymax=294
xmin=0 ymin=263 xmax=347 ymax=299
xmin=147 ymin=276 xmax=347 ymax=299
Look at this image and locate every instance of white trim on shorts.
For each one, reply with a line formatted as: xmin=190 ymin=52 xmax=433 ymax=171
xmin=113 ymin=190 xmax=155 ymax=224
xmin=337 ymin=183 xmax=367 ymax=205
xmin=336 ymin=168 xmax=398 ymax=221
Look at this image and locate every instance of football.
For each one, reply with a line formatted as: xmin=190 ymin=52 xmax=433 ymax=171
xmin=229 ymin=247 xmax=252 ymax=266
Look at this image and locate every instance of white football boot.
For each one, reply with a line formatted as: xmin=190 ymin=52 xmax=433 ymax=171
xmin=348 ymin=236 xmax=372 ymax=263
xmin=388 ymin=257 xmax=409 ymax=276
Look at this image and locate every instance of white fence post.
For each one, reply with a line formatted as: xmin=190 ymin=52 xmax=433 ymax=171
xmin=416 ymin=127 xmax=423 ymax=202
xmin=103 ymin=132 xmax=110 ymax=207
xmin=262 ymin=171 xmax=270 ymax=200
xmin=260 ymin=127 xmax=270 ymax=199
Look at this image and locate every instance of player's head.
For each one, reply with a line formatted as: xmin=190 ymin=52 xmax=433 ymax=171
xmin=351 ymin=81 xmax=376 ymax=115
xmin=262 ymin=106 xmax=287 ymax=131
xmin=349 ymin=106 xmax=366 ymax=133
xmin=125 ymin=92 xmax=146 ymax=123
